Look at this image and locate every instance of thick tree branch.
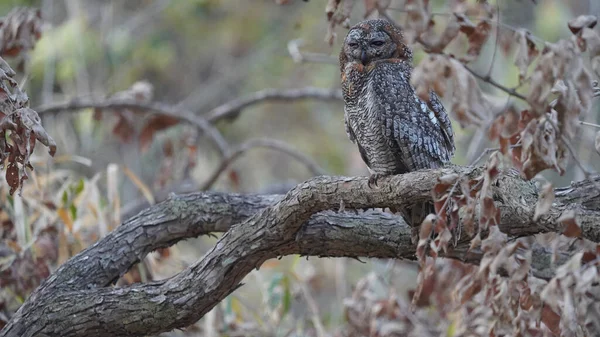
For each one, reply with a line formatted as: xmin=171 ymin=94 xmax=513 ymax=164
xmin=3 ymin=166 xmax=600 ymax=337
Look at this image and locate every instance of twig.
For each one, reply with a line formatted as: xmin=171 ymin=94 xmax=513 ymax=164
xmin=299 ymin=282 xmax=329 ymax=337
xmin=463 ymin=64 xmax=527 ymax=102
xmin=580 ymin=121 xmax=600 ymax=129
xmin=199 ymin=138 xmax=327 ymax=190
xmin=386 ymin=7 xmax=546 ymax=44
xmin=380 ymin=9 xmax=529 ymax=102
xmin=547 ymin=119 xmax=600 ymax=192
xmin=287 ymin=39 xmax=339 ymax=65
xmin=35 ymin=98 xmax=230 ymax=156
xmin=485 ymin=0 xmax=501 ymax=78
xmin=206 ymin=87 xmax=342 ymax=124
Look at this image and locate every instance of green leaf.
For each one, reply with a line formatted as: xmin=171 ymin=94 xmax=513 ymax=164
xmin=69 ymin=203 xmax=77 ymax=220
xmin=281 ymin=275 xmax=291 ymax=318
xmin=74 ymin=178 xmax=85 ymax=195
xmin=61 ymin=190 xmax=68 ymax=205
xmin=267 ymin=272 xmax=284 ymax=309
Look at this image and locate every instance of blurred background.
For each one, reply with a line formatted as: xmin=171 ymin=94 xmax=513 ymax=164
xmin=1 ymin=0 xmax=600 ymax=335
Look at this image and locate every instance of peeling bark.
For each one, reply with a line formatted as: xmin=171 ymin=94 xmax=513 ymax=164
xmin=2 ymin=166 xmax=600 ymax=337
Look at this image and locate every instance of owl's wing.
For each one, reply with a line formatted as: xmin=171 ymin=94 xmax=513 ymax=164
xmin=426 ymin=90 xmax=455 ymax=156
xmin=344 ymin=107 xmax=373 ymax=168
xmin=369 ymin=61 xmax=455 ymax=171
xmin=344 ymin=106 xmax=356 ymax=144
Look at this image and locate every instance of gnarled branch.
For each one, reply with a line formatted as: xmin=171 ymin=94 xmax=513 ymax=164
xmin=2 ymin=166 xmax=600 ymax=337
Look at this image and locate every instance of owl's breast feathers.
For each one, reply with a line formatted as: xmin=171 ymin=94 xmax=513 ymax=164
xmin=342 ymin=60 xmax=455 ymax=174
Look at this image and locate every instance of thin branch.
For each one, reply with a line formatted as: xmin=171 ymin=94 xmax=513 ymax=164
xmin=287 ymin=39 xmax=339 ymax=65
xmin=463 ymin=64 xmax=527 ymax=101
xmin=200 ymin=138 xmax=327 ymax=190
xmin=386 ymin=7 xmax=546 ymax=44
xmin=205 ymin=87 xmax=342 ymax=124
xmin=35 ymin=99 xmax=230 ymax=156
xmin=547 ymin=118 xmax=600 ymax=193
xmin=580 ymin=121 xmax=600 ymax=129
xmin=485 ymin=0 xmax=501 ymax=78
xmin=299 ymin=283 xmax=328 ymax=337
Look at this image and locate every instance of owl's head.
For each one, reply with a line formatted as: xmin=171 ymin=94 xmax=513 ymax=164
xmin=339 ymin=19 xmax=412 ymax=69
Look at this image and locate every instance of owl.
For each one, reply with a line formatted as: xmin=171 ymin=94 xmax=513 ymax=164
xmin=339 ymin=19 xmax=455 ymax=226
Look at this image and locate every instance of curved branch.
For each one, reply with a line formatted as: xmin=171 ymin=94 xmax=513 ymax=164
xmin=35 ymin=99 xmax=230 ymax=156
xmin=205 ymin=87 xmax=342 ymax=124
xmin=3 ymin=166 xmax=600 ymax=337
xmin=200 ymin=138 xmax=328 ymax=190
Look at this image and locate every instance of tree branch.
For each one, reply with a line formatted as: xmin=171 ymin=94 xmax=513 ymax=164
xmin=205 ymin=86 xmax=342 ymax=124
xmin=3 ymin=166 xmax=600 ymax=336
xmin=200 ymin=138 xmax=328 ymax=190
xmin=35 ymin=99 xmax=230 ymax=156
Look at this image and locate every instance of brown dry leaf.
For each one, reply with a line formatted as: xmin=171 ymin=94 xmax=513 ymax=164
xmin=325 ymin=0 xmax=355 ymax=46
xmin=463 ymin=20 xmax=491 ymax=62
xmin=527 ymin=39 xmax=578 ymax=116
xmin=0 ymin=7 xmax=42 ymax=58
xmin=520 ymin=111 xmax=566 ymax=180
xmin=432 ymin=173 xmax=458 ymax=199
xmin=533 ymin=182 xmax=554 ymax=221
xmin=541 ymin=304 xmax=561 ymax=335
xmin=111 ymin=112 xmax=135 ymax=143
xmin=479 ymin=196 xmax=500 ymax=229
xmin=497 ymin=28 xmax=515 ymax=56
xmin=481 ymin=225 xmax=507 ymax=256
xmin=403 ymin=0 xmax=430 ymax=44
xmin=448 ymin=58 xmax=490 ymax=127
xmin=363 ymin=0 xmax=391 ymax=18
xmin=567 ymin=15 xmax=597 ymax=35
xmin=552 ymin=74 xmax=590 ymax=143
xmin=580 ymin=28 xmax=600 ymax=77
xmin=411 ymin=54 xmax=452 ymax=100
xmin=514 ymin=29 xmax=539 ymax=83
xmin=138 ymin=115 xmax=180 ymax=153
xmin=463 ymin=201 xmax=476 ymax=236
xmin=422 ymin=13 xmax=461 ymax=53
xmin=416 ymin=214 xmax=435 ymax=265
xmin=558 ymin=210 xmax=581 ymax=238
xmin=1 ymin=104 xmax=57 ymax=194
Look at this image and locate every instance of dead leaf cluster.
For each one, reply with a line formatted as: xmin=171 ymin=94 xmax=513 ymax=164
xmin=0 ymin=58 xmax=56 ymax=195
xmin=0 ymin=7 xmax=41 ymax=58
xmin=92 ymin=81 xmax=182 ymax=152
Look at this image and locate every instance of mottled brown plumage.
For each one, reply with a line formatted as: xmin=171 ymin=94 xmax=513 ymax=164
xmin=339 ymin=19 xmax=455 ymax=227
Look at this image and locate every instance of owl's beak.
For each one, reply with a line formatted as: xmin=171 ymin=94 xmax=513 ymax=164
xmin=360 ymin=49 xmax=368 ymax=65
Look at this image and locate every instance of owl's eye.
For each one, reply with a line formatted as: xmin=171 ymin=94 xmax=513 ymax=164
xmin=348 ymin=42 xmax=358 ymax=48
xmin=370 ymin=40 xmax=385 ymax=47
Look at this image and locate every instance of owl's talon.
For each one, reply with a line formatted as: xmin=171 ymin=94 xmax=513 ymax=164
xmin=368 ymin=174 xmax=380 ymax=188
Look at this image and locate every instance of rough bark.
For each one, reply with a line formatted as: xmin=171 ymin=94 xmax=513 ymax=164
xmin=2 ymin=165 xmax=600 ymax=337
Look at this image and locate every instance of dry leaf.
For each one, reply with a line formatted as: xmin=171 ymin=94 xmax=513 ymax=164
xmin=514 ymin=29 xmax=539 ymax=83
xmin=0 ymin=7 xmax=42 ymax=58
xmin=422 ymin=13 xmax=461 ymax=53
xmin=533 ymin=183 xmax=554 ymax=221
xmin=138 ymin=115 xmax=180 ymax=152
xmin=558 ymin=210 xmax=581 ymax=238
xmin=520 ymin=111 xmax=566 ymax=180
xmin=325 ymin=0 xmax=355 ymax=45
xmin=567 ymin=15 xmax=597 ymax=35
xmin=464 ymin=20 xmax=491 ymax=62
xmin=363 ymin=0 xmax=391 ymax=18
